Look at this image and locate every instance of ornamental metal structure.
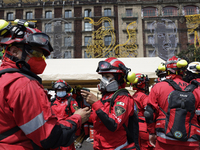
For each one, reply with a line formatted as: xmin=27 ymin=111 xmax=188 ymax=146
xmin=85 ymin=17 xmax=138 ymax=58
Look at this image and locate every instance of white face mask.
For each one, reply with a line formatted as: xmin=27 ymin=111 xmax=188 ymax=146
xmin=57 ymin=91 xmax=67 ymax=97
xmin=97 ymin=76 xmax=119 ymax=92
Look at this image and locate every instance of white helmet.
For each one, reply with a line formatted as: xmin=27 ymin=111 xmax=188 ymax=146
xmin=187 ymin=62 xmax=200 ymax=74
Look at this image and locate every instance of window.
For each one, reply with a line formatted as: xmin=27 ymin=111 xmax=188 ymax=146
xmin=163 ymin=6 xmax=178 ymax=16
xmin=104 ymin=36 xmax=111 ymax=46
xmin=104 ymin=8 xmax=111 ymax=16
xmin=45 ymin=23 xmax=52 ymax=33
xmin=148 ymin=35 xmax=154 ymax=44
xmin=84 ymin=51 xmax=92 ymax=58
xmin=143 ymin=7 xmax=157 ymax=17
xmin=64 ymin=51 xmax=72 ymax=58
xmin=26 ymin=12 xmax=33 ymax=20
xmin=126 ymin=9 xmax=132 ymax=17
xmin=104 ymin=21 xmax=110 ymax=29
xmin=184 ymin=6 xmax=198 ymax=15
xmin=168 ymin=22 xmax=175 ymax=29
xmin=84 ymin=36 xmax=91 ymax=46
xmin=7 ymin=12 xmax=13 ymax=20
xmin=84 ymin=22 xmax=92 ymax=31
xmin=45 ymin=11 xmax=52 ymax=19
xmin=65 ymin=10 xmax=72 ymax=18
xmin=148 ymin=50 xmax=156 ymax=57
xmin=65 ymin=23 xmax=72 ymax=32
xmin=64 ymin=37 xmax=72 ymax=47
xmin=84 ymin=9 xmax=92 ymax=17
xmin=189 ymin=34 xmax=194 ymax=43
xmin=147 ymin=22 xmax=154 ymax=30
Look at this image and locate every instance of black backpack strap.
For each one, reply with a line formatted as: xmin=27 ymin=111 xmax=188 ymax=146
xmin=109 ymin=88 xmax=129 ymax=113
xmin=0 ymin=126 xmax=20 ymax=141
xmin=186 ymin=80 xmax=199 ymax=92
xmin=65 ymin=96 xmax=73 ymax=115
xmin=0 ymin=68 xmax=42 ymax=84
xmin=0 ymin=68 xmax=21 ymax=76
xmin=100 ymin=98 xmax=112 ymax=105
xmin=123 ymin=110 xmax=140 ymax=150
xmin=164 ymin=79 xmax=182 ymax=91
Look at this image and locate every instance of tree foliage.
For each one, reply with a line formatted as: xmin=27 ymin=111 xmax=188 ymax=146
xmin=177 ymin=44 xmax=200 ymax=63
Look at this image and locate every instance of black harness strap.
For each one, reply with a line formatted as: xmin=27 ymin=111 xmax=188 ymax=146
xmin=0 ymin=126 xmax=20 ymax=141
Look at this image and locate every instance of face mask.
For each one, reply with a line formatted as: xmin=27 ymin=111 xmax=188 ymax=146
xmin=57 ymin=91 xmax=67 ymax=98
xmin=97 ymin=76 xmax=119 ymax=92
xmin=27 ymin=57 xmax=46 ymax=74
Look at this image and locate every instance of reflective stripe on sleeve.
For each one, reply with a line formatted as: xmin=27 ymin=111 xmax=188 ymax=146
xmin=19 ymin=112 xmax=46 ymax=135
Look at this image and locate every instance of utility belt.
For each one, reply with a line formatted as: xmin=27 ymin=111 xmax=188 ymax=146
xmin=156 ymin=132 xmax=198 ymax=142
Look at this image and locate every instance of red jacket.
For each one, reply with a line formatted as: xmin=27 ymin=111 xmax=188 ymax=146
xmin=0 ymin=62 xmax=82 ymax=149
xmin=132 ymin=91 xmax=148 ymax=133
xmin=147 ymin=75 xmax=200 ymax=147
xmin=89 ymin=90 xmax=134 ymax=150
xmin=51 ymin=95 xmax=79 ymax=121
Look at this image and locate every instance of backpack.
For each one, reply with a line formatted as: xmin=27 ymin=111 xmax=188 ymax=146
xmin=101 ymin=88 xmax=140 ymax=150
xmin=160 ymin=79 xmax=199 ymax=141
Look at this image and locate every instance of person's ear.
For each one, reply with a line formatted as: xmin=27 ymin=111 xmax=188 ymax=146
xmin=9 ymin=46 xmax=21 ymax=58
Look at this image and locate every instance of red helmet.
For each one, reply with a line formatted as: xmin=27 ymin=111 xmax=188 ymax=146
xmin=132 ymin=73 xmax=149 ymax=92
xmin=0 ymin=19 xmax=53 ymax=57
xmin=52 ymin=79 xmax=72 ymax=92
xmin=166 ymin=56 xmax=188 ymax=74
xmin=96 ymin=57 xmax=125 ymax=74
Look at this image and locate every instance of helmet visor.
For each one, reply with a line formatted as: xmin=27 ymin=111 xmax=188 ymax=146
xmin=96 ymin=61 xmax=119 ymax=72
xmin=27 ymin=33 xmax=50 ymax=46
xmin=53 ymin=82 xmax=67 ymax=89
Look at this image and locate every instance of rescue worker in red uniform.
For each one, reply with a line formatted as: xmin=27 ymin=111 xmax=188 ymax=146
xmin=131 ymin=73 xmax=154 ymax=150
xmin=0 ymin=19 xmax=91 ymax=149
xmin=51 ymin=80 xmax=79 ymax=150
xmin=72 ymin=85 xmax=90 ymax=138
xmin=144 ymin=56 xmax=200 ymax=150
xmin=81 ymin=57 xmax=139 ymax=150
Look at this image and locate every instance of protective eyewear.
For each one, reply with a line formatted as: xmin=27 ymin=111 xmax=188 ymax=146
xmin=26 ymin=33 xmax=50 ymax=47
xmin=53 ymin=82 xmax=67 ymax=89
xmin=26 ymin=49 xmax=44 ymax=58
xmin=96 ymin=61 xmax=119 ymax=72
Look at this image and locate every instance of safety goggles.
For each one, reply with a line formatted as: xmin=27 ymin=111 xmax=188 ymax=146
xmin=0 ymin=22 xmax=12 ymax=36
xmin=26 ymin=49 xmax=43 ymax=58
xmin=96 ymin=61 xmax=119 ymax=72
xmin=53 ymin=82 xmax=67 ymax=89
xmin=26 ymin=33 xmax=50 ymax=47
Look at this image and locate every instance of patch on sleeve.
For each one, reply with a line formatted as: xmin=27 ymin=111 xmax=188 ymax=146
xmin=73 ymin=106 xmax=79 ymax=110
xmin=115 ymin=106 xmax=126 ymax=117
xmin=116 ymin=101 xmax=124 ymax=106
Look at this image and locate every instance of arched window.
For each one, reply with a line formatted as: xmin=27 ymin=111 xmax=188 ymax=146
xmin=163 ymin=6 xmax=178 ymax=16
xmin=183 ymin=5 xmax=199 ymax=15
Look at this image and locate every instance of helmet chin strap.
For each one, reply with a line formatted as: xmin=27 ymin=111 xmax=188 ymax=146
xmin=16 ymin=44 xmax=30 ymax=71
xmin=15 ymin=44 xmax=42 ymax=84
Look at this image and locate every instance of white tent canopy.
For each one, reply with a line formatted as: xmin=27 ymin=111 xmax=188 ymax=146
xmin=40 ymin=57 xmax=164 ymax=80
xmin=38 ymin=57 xmax=165 ymax=88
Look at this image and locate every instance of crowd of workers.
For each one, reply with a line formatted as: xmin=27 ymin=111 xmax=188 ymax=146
xmin=0 ymin=18 xmax=200 ymax=150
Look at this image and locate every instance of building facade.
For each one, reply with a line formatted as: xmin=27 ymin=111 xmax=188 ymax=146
xmin=0 ymin=0 xmax=199 ymax=60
